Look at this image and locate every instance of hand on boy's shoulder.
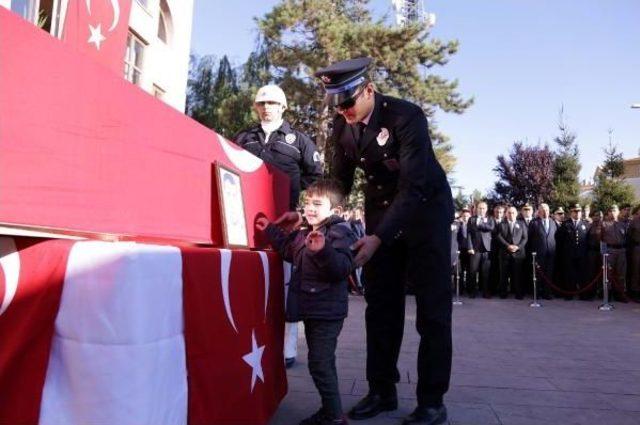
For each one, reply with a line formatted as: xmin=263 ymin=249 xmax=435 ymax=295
xmin=305 ymin=231 xmax=325 ymax=252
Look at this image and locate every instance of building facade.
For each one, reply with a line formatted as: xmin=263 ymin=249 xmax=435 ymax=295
xmin=1 ymin=0 xmax=193 ymax=112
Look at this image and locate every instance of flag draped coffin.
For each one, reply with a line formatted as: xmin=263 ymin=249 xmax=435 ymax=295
xmin=0 ymin=238 xmax=287 ymax=424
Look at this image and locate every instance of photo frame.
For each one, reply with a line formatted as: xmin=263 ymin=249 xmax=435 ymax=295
xmin=214 ymin=163 xmax=249 ymax=248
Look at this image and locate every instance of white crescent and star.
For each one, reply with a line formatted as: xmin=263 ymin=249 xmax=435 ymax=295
xmin=0 ymin=237 xmax=20 ymax=317
xmin=85 ymin=0 xmax=121 ymax=50
xmin=242 ymin=329 xmax=265 ymax=393
xmin=218 ymin=135 xmax=264 ymax=173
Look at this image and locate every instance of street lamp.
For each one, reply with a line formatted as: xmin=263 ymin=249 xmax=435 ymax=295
xmin=632 ymin=103 xmax=640 ymax=109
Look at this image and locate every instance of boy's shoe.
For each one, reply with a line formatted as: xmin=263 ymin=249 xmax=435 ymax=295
xmin=299 ymin=409 xmax=348 ymax=425
xmin=285 ymin=357 xmax=296 ymax=368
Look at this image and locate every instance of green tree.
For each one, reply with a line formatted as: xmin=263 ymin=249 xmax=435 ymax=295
xmin=257 ymin=0 xmax=472 ymax=174
xmin=550 ymin=108 xmax=580 ymax=209
xmin=592 ymin=135 xmax=636 ymax=211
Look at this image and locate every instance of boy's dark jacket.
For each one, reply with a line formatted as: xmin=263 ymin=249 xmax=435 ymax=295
xmin=265 ymin=215 xmax=357 ymax=322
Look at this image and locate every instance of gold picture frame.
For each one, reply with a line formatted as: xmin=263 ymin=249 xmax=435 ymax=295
xmin=214 ymin=163 xmax=249 ymax=248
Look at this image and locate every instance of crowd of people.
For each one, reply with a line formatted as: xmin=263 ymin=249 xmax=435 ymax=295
xmin=451 ymin=201 xmax=640 ymax=302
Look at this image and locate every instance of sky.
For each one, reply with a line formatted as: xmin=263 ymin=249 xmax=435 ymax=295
xmin=190 ymin=0 xmax=640 ymax=195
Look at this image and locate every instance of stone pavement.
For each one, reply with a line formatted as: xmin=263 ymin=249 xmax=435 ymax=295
xmin=270 ymin=295 xmax=640 ymax=425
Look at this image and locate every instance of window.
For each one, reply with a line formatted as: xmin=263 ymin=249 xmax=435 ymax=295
xmin=124 ymin=32 xmax=146 ymax=85
xmin=157 ymin=0 xmax=173 ymax=45
xmin=153 ymin=85 xmax=166 ymax=100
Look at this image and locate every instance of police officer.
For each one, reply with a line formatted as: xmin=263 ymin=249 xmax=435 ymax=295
xmin=315 ymin=57 xmax=453 ymax=425
xmin=235 ymin=85 xmax=322 ymax=370
xmin=557 ymin=204 xmax=589 ymax=300
xmin=585 ymin=211 xmax=604 ymax=300
xmin=627 ymin=205 xmax=640 ymax=301
xmin=234 ymin=84 xmax=323 ymax=210
xmin=601 ymin=204 xmax=628 ymax=301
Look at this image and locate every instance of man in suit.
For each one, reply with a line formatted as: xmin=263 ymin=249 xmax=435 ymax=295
xmin=489 ymin=204 xmax=506 ymax=295
xmin=457 ymin=207 xmax=472 ymax=295
xmin=528 ymin=203 xmax=557 ymax=300
xmin=496 ymin=206 xmax=528 ymax=299
xmin=557 ymin=204 xmax=589 ymax=300
xmin=628 ymin=205 xmax=640 ymax=301
xmin=520 ymin=203 xmax=535 ymax=294
xmin=315 ymin=57 xmax=453 ymax=425
xmin=467 ymin=202 xmax=495 ymax=298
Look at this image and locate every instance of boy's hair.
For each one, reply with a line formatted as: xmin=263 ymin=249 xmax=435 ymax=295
xmin=305 ymin=179 xmax=345 ymax=209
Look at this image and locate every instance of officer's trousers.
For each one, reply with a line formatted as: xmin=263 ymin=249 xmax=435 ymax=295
xmin=362 ymin=222 xmax=452 ymax=407
xmin=607 ymin=248 xmax=627 ymax=291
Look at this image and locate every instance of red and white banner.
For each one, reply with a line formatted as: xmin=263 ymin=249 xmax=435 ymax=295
xmin=62 ymin=0 xmax=133 ymax=75
xmin=0 ymin=237 xmax=286 ymax=424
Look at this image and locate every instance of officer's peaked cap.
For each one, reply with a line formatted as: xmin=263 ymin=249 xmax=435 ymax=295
xmin=255 ymin=85 xmax=287 ymax=108
xmin=314 ymin=57 xmax=373 ymax=107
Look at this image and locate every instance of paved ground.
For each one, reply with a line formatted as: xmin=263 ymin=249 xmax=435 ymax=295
xmin=270 ymin=295 xmax=640 ymax=425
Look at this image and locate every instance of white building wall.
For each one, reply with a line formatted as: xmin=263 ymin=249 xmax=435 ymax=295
xmin=129 ymin=0 xmax=193 ymax=112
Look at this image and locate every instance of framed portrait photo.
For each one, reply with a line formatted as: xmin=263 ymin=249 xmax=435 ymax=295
xmin=214 ymin=163 xmax=249 ymax=248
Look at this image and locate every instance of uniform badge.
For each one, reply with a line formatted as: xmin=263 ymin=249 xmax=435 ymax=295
xmin=313 ymin=151 xmax=321 ymax=162
xmin=285 ymin=133 xmax=296 ymax=144
xmin=377 ymin=127 xmax=390 ymax=146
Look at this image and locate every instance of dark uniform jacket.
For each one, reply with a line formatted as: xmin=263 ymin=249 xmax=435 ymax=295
xmin=558 ymin=219 xmax=589 ymax=258
xmin=265 ymin=215 xmax=357 ymax=322
xmin=330 ymin=93 xmax=453 ymax=245
xmin=528 ymin=217 xmax=558 ymax=257
xmin=467 ymin=216 xmax=495 ymax=252
xmin=234 ymin=121 xmax=322 ymax=210
xmin=496 ymin=220 xmax=528 ymax=259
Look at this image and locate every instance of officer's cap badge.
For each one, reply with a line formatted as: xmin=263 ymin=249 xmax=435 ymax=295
xmin=377 ymin=128 xmax=390 ymax=146
xmin=285 ymin=133 xmax=297 ymax=144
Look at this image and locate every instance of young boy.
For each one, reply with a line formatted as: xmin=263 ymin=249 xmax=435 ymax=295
xmin=256 ymin=179 xmax=357 ymax=425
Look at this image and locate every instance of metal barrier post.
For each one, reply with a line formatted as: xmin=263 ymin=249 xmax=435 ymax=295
xmin=530 ymin=252 xmax=541 ymax=308
xmin=599 ymin=253 xmax=614 ymax=311
xmin=453 ymin=251 xmax=463 ymax=305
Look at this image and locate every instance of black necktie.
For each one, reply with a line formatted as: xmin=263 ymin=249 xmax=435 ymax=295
xmin=352 ymin=122 xmax=366 ymax=148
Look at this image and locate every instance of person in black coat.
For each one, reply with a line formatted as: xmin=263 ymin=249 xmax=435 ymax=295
xmin=496 ymin=206 xmax=528 ymax=299
xmin=314 ymin=57 xmax=453 ymax=425
xmin=456 ymin=207 xmax=472 ymax=294
xmin=557 ymin=204 xmax=589 ymax=300
xmin=258 ymin=179 xmax=357 ymax=425
xmin=467 ymin=202 xmax=495 ymax=298
xmin=489 ymin=204 xmax=506 ymax=296
xmin=527 ymin=203 xmax=557 ymax=299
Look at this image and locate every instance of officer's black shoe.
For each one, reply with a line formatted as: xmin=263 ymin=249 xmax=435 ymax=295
xmin=541 ymin=293 xmax=553 ymax=300
xmin=401 ymin=405 xmax=447 ymax=425
xmin=285 ymin=357 xmax=296 ymax=368
xmin=347 ymin=393 xmax=397 ymax=420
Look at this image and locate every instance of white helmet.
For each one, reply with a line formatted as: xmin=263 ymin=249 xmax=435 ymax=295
xmin=254 ymin=85 xmax=287 ymax=108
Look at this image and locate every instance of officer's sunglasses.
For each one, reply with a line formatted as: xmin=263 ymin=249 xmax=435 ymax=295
xmin=335 ymin=86 xmax=365 ymax=111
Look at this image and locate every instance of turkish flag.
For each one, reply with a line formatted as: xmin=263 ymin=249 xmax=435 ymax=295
xmin=0 ymin=237 xmax=73 ymax=424
xmin=62 ymin=0 xmax=132 ymax=75
xmin=182 ymin=248 xmax=287 ymax=425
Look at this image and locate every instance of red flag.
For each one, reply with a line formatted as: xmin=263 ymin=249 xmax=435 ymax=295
xmin=182 ymin=248 xmax=287 ymax=425
xmin=62 ymin=0 xmax=132 ymax=75
xmin=0 ymin=237 xmax=74 ymax=424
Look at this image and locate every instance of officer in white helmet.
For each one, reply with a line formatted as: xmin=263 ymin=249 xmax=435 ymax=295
xmin=233 ymin=84 xmax=323 ymax=211
xmin=234 ymin=85 xmax=322 ymax=369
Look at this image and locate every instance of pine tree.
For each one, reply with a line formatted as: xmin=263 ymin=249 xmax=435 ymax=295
xmin=592 ymin=133 xmax=636 ymax=212
xmin=257 ymin=0 xmax=472 ymax=174
xmin=550 ymin=108 xmax=580 ymax=209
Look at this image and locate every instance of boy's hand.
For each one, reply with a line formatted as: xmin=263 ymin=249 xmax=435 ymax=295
xmin=255 ymin=217 xmax=270 ymax=231
xmin=305 ymin=231 xmax=325 ymax=252
xmin=273 ymin=211 xmax=303 ymax=232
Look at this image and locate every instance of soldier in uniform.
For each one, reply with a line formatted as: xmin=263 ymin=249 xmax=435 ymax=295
xmin=601 ymin=205 xmax=628 ymax=301
xmin=314 ymin=57 xmax=453 ymax=425
xmin=234 ymin=85 xmax=323 ymax=370
xmin=234 ymin=84 xmax=323 ymax=211
xmin=496 ymin=206 xmax=528 ymax=299
xmin=627 ymin=205 xmax=640 ymax=301
xmin=585 ymin=211 xmax=604 ymax=300
xmin=528 ymin=203 xmax=557 ymax=300
xmin=467 ymin=202 xmax=495 ymax=298
xmin=557 ymin=204 xmax=589 ymax=300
